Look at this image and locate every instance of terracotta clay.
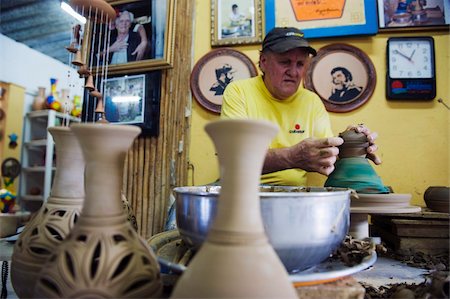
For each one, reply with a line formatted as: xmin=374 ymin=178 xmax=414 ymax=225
xmin=171 ymin=119 xmax=297 ymax=298
xmin=338 ymin=129 xmax=369 ymax=159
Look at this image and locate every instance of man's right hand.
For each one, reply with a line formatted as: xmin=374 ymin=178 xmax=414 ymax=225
xmin=263 ymin=137 xmax=343 ymax=176
xmin=287 ymin=137 xmax=344 ymax=176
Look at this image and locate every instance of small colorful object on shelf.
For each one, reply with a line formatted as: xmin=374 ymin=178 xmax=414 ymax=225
xmin=46 ymin=78 xmax=62 ymax=111
xmin=0 ymin=177 xmax=16 ymax=213
xmin=71 ymin=95 xmax=82 ymax=117
xmin=0 ymin=158 xmax=21 ymax=213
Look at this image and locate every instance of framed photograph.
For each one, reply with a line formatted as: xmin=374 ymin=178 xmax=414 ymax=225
xmin=211 ymin=0 xmax=263 ymax=46
xmin=81 ymin=72 xmax=162 ymax=136
xmin=190 ymin=48 xmax=258 ymax=114
xmin=87 ymin=0 xmax=175 ymax=75
xmin=378 ymin=0 xmax=450 ymax=30
xmin=304 ymin=44 xmax=376 ymax=113
xmin=265 ymin=0 xmax=378 ymax=39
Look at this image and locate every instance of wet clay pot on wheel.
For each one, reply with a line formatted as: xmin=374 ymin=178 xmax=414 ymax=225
xmin=171 ymin=119 xmax=297 ymax=298
xmin=337 ymin=129 xmax=369 ymax=158
xmin=11 ymin=126 xmax=85 ymax=298
xmin=34 ymin=124 xmax=162 ymax=298
xmin=325 ymin=129 xmax=390 ymax=194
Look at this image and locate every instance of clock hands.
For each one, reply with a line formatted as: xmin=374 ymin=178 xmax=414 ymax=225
xmin=393 ymin=49 xmax=414 ymax=63
xmin=408 ymin=49 xmax=416 ymax=61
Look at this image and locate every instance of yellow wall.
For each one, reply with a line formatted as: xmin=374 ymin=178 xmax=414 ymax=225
xmin=0 ymin=82 xmax=25 ymax=192
xmin=188 ymin=0 xmax=450 ymax=206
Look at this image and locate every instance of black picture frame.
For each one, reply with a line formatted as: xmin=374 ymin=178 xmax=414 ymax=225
xmin=386 ymin=36 xmax=436 ymax=100
xmin=81 ymin=71 xmax=161 ymax=137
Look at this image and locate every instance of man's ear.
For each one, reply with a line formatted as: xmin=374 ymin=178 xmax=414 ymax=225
xmin=259 ymin=54 xmax=266 ymax=73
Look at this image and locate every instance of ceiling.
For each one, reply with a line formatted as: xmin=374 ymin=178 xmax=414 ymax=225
xmin=0 ymin=0 xmax=76 ymax=65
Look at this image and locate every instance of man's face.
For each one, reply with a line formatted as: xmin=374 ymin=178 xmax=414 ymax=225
xmin=331 ymin=70 xmax=347 ymax=90
xmin=259 ymin=48 xmax=309 ymax=100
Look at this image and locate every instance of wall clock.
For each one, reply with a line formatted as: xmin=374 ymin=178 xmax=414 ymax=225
xmin=386 ymin=37 xmax=436 ymax=100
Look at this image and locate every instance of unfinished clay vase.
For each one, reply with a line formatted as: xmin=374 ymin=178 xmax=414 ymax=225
xmin=171 ymin=119 xmax=297 ymax=298
xmin=337 ymin=129 xmax=369 ymax=158
xmin=11 ymin=126 xmax=85 ymax=298
xmin=34 ymin=123 xmax=162 ymax=298
xmin=325 ymin=129 xmax=390 ymax=194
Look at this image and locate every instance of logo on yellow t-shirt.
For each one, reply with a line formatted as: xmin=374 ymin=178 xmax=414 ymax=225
xmin=289 ymin=123 xmax=305 ymax=134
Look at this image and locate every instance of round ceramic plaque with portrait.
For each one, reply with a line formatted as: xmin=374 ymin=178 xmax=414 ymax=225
xmin=304 ymin=43 xmax=376 ymax=113
xmin=190 ymin=48 xmax=258 ymax=114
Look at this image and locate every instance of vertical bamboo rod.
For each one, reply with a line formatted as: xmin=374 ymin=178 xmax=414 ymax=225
xmin=123 ymin=0 xmax=194 ymax=239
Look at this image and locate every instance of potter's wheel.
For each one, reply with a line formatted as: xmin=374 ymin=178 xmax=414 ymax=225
xmin=148 ymin=229 xmax=377 ymax=287
xmin=350 ymin=193 xmax=421 ymax=239
xmin=351 ymin=193 xmax=421 ymax=212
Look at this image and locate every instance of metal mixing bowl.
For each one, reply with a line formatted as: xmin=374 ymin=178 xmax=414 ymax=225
xmin=174 ymin=186 xmax=351 ymax=273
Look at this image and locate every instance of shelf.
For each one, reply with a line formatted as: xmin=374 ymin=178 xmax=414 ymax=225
xmin=20 ymin=109 xmax=81 ymax=212
xmin=25 ymin=139 xmax=47 ymax=147
xmin=23 ymin=166 xmax=56 ymax=172
xmin=21 ymin=195 xmax=44 ymax=202
xmin=26 ymin=109 xmax=80 ymax=123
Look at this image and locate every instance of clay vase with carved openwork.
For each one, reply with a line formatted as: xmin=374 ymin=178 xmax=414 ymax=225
xmin=11 ymin=126 xmax=85 ymax=298
xmin=34 ymin=123 xmax=162 ymax=298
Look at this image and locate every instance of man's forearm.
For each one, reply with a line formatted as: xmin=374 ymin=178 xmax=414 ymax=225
xmin=262 ymin=147 xmax=292 ymax=174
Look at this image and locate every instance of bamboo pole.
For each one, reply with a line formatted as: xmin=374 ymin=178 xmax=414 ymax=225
xmin=123 ymin=0 xmax=194 ymax=239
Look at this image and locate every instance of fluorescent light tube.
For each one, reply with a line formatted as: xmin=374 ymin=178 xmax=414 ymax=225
xmin=61 ymin=2 xmax=86 ymax=24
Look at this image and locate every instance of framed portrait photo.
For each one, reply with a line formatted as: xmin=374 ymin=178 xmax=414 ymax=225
xmin=87 ymin=0 xmax=175 ymax=75
xmin=190 ymin=48 xmax=258 ymax=114
xmin=81 ymin=72 xmax=162 ymax=136
xmin=211 ymin=0 xmax=263 ymax=46
xmin=265 ymin=0 xmax=378 ymax=39
xmin=304 ymin=44 xmax=376 ymax=113
xmin=377 ymin=0 xmax=450 ymax=30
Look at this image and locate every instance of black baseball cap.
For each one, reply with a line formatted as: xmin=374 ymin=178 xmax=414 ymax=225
xmin=262 ymin=27 xmax=317 ymax=56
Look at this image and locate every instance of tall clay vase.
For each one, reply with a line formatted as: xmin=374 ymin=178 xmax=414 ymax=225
xmin=34 ymin=123 xmax=162 ymax=298
xmin=171 ymin=119 xmax=298 ymax=298
xmin=11 ymin=126 xmax=85 ymax=298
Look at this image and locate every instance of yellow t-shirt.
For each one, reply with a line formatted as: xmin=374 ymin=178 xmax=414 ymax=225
xmin=221 ymin=75 xmax=333 ymax=186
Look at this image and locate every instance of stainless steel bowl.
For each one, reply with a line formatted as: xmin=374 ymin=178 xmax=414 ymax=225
xmin=174 ymin=186 xmax=351 ymax=273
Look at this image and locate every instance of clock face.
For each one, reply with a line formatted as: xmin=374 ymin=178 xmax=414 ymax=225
xmin=388 ymin=38 xmax=434 ymax=79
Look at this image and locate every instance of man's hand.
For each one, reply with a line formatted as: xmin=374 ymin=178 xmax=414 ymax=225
xmin=345 ymin=124 xmax=381 ymax=165
xmin=288 ymin=137 xmax=344 ymax=176
xmin=263 ymin=137 xmax=343 ymax=176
